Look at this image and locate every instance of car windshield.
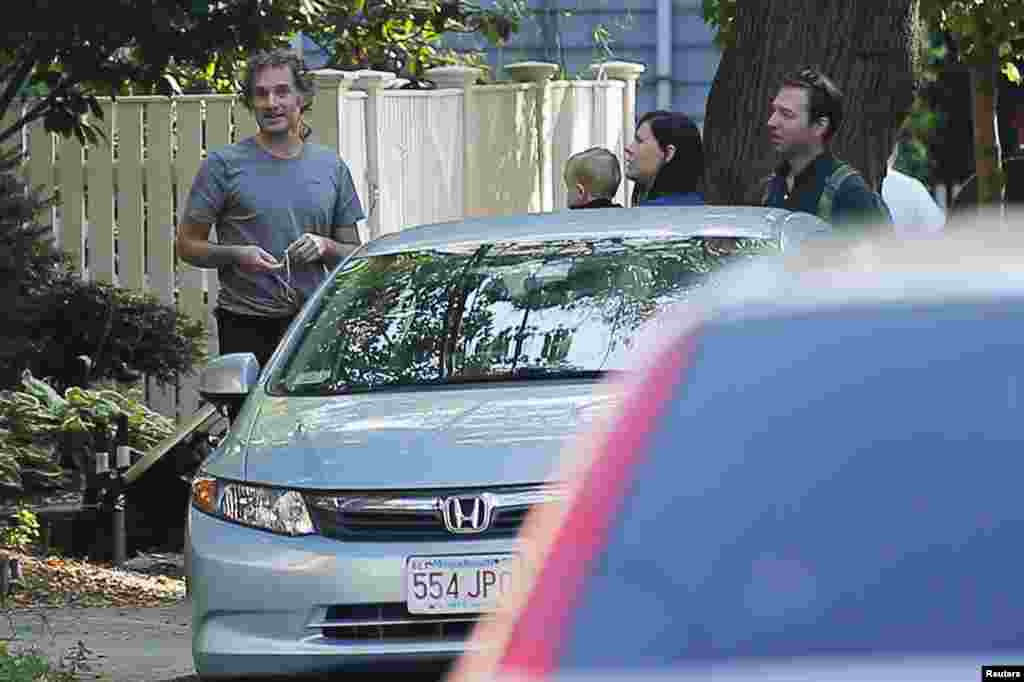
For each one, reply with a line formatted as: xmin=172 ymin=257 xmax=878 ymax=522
xmin=268 ymin=235 xmax=772 ymax=395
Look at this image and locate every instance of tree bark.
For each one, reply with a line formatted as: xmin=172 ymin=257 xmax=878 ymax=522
xmin=703 ymin=0 xmax=920 ymax=204
xmin=970 ymin=50 xmax=1003 ymax=206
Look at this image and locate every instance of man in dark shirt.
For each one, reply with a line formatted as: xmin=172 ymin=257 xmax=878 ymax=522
xmin=761 ymin=68 xmax=890 ymax=232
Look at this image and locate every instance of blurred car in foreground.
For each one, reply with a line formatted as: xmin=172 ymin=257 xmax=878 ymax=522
xmin=448 ymin=214 xmax=1024 ymax=682
xmin=186 ymin=206 xmax=827 ymax=679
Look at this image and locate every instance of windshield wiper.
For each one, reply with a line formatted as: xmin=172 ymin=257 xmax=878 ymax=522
xmin=281 ymin=369 xmax=607 ymax=395
xmin=508 ymin=367 xmax=606 ymax=380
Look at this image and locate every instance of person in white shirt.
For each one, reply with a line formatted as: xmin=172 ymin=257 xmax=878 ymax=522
xmin=882 ymin=141 xmax=946 ymax=236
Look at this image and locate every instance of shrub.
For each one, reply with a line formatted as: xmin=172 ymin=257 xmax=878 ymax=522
xmin=1 ymin=507 xmax=41 ymax=551
xmin=0 ymin=641 xmax=88 ymax=682
xmin=0 ymin=645 xmax=53 ymax=682
xmin=0 ymin=149 xmax=66 ymax=384
xmin=0 ymin=145 xmax=205 ymax=391
xmin=0 ymin=371 xmax=177 ymax=495
xmin=28 ymin=276 xmax=207 ymax=390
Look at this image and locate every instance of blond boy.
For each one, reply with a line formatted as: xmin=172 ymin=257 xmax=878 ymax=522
xmin=564 ymin=147 xmax=623 ymax=209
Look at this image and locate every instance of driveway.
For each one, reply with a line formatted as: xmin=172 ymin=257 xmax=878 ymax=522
xmin=8 ymin=601 xmax=194 ymax=681
xmin=7 ymin=599 xmax=450 ymax=681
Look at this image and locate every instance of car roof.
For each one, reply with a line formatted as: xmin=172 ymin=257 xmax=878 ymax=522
xmin=520 ymin=655 xmax=1022 ymax=681
xmin=547 ymin=302 xmax=1024 ymax=666
xmin=478 ymin=287 xmax=1024 ymax=677
xmin=697 ymin=212 xmax=1024 ymax=318
xmin=359 ymin=206 xmax=831 ymax=257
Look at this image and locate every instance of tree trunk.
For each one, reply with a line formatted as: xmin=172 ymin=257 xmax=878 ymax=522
xmin=970 ymin=51 xmax=1003 ymax=206
xmin=703 ymin=0 xmax=920 ymax=204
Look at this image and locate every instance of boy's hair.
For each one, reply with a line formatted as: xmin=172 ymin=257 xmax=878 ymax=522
xmin=565 ymin=147 xmax=622 ymax=199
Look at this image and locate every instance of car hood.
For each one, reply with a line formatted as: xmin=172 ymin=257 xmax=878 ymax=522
xmin=236 ymin=380 xmax=621 ymax=489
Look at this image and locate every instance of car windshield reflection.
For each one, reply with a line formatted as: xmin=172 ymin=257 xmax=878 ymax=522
xmin=268 ymin=236 xmax=772 ymax=395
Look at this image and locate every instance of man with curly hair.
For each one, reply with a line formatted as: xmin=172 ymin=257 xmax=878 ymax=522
xmin=176 ymin=49 xmax=365 ymax=368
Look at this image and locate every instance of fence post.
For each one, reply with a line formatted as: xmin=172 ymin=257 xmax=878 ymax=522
xmin=310 ymin=69 xmax=356 ymax=155
xmin=591 ymin=62 xmax=646 ymax=207
xmin=505 ymin=62 xmax=559 ymax=213
xmin=505 ymin=62 xmax=560 ymax=212
xmin=351 ymin=71 xmax=395 ymax=242
xmin=424 ymin=66 xmax=484 ymax=221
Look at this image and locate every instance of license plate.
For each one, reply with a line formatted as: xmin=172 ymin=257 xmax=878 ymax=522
xmin=407 ymin=554 xmax=519 ymax=614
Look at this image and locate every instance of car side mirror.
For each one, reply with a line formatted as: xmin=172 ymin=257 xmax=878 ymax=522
xmin=198 ymin=353 xmax=261 ymax=415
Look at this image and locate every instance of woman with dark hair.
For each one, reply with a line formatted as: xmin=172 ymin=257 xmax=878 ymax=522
xmin=625 ymin=110 xmax=705 ymax=206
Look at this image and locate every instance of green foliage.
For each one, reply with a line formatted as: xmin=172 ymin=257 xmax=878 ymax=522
xmin=920 ymin=2 xmax=1024 ymax=203
xmin=894 ymin=97 xmax=942 ymax=186
xmin=0 ymin=145 xmax=72 ymax=385
xmin=2 ymin=1 xmax=529 ymax=131
xmin=920 ymin=0 xmax=1024 ymax=79
xmin=22 ymin=277 xmax=207 ymax=390
xmin=303 ymin=0 xmax=527 ymax=78
xmin=1 ymin=507 xmax=40 ymax=551
xmin=164 ymin=52 xmax=251 ymax=95
xmin=1 ymin=1 xmax=325 ymax=145
xmin=895 ymin=136 xmax=933 ymax=186
xmin=587 ymin=10 xmax=635 ymax=69
xmin=701 ymin=0 xmax=737 ymax=49
xmin=0 ymin=147 xmax=206 ymax=393
xmin=0 ymin=370 xmax=177 ymax=494
xmin=0 ymin=641 xmax=89 ymax=682
xmin=704 ymin=0 xmax=1023 ymax=72
xmin=0 ymin=646 xmax=54 ymax=682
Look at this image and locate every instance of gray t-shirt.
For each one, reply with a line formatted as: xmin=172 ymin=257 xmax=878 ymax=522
xmin=184 ymin=137 xmax=365 ymax=317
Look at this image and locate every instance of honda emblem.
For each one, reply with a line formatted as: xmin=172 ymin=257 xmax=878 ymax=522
xmin=441 ymin=495 xmax=494 ymax=534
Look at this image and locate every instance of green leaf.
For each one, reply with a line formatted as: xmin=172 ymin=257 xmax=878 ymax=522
xmin=87 ymin=96 xmax=104 ymax=120
xmin=162 ymin=73 xmax=183 ymax=96
xmin=1003 ymin=61 xmax=1022 ymax=83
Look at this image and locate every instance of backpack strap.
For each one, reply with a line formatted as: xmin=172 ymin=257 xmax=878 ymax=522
xmin=818 ymin=162 xmax=858 ymax=222
xmin=760 ymin=173 xmax=782 ymax=206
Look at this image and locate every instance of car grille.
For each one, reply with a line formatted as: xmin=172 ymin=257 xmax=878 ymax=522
xmin=305 ymin=484 xmax=562 ymax=541
xmin=315 ymin=603 xmax=485 ymax=641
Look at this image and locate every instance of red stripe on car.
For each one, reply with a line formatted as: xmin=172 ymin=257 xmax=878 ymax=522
xmin=497 ymin=331 xmax=700 ymax=677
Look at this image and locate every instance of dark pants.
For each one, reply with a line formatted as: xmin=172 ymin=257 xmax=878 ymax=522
xmin=214 ymin=308 xmax=295 ymax=369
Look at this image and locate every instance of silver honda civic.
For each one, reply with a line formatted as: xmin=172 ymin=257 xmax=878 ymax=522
xmin=186 ymin=206 xmax=828 ymax=679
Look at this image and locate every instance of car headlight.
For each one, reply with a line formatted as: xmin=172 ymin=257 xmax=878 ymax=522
xmin=191 ymin=476 xmax=315 ymax=536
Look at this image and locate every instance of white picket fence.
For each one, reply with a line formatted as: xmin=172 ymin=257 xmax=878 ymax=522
xmin=5 ymin=61 xmax=644 ymax=422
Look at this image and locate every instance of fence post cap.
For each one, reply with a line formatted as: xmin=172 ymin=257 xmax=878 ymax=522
xmin=504 ymin=61 xmax=560 ymax=83
xmin=589 ymin=61 xmax=646 ymax=82
xmin=310 ymin=69 xmax=357 ymax=91
xmin=423 ymin=65 xmax=485 ymax=89
xmin=349 ymin=70 xmax=397 ymax=92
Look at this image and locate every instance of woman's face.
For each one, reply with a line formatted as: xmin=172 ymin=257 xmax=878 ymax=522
xmin=624 ymin=121 xmax=674 ymax=186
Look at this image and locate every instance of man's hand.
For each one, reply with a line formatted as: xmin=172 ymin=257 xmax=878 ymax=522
xmin=286 ymin=233 xmax=328 ymax=265
xmin=235 ymin=245 xmax=282 ymax=273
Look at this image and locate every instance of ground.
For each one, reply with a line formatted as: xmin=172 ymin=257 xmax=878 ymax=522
xmin=7 ymin=602 xmax=194 ymax=682
xmin=2 ymin=550 xmax=195 ymax=681
xmin=2 ymin=551 xmax=450 ymax=681
xmin=5 ymin=551 xmax=186 ymax=609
